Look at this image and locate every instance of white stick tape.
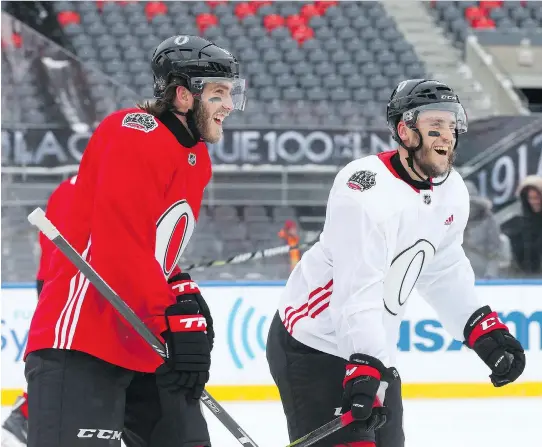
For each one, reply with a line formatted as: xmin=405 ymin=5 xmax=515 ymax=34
xmin=27 ymin=208 xmax=60 ymax=240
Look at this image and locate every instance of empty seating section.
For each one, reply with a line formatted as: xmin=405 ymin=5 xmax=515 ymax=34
xmin=428 ymin=1 xmax=542 ymax=48
xmin=179 ymin=204 xmax=299 ymax=280
xmin=44 ymin=0 xmax=427 ymax=127
xmin=0 ymin=196 xmax=301 ymax=281
xmin=2 ymin=0 xmax=430 ymax=280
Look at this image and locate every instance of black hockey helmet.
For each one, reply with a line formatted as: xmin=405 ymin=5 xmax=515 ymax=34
xmin=386 ymin=79 xmax=468 ymax=185
xmin=151 ymin=35 xmax=246 ymax=111
xmin=387 ymin=79 xmax=467 ymax=144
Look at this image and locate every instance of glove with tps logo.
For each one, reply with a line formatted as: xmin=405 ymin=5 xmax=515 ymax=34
xmin=464 ymin=305 xmax=525 ymax=387
xmin=341 ymin=354 xmax=399 ymax=431
xmin=168 ymin=272 xmax=214 ymax=351
xmin=156 ymin=275 xmax=212 ymax=400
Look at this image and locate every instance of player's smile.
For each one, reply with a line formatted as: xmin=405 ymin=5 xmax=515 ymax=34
xmin=213 ymin=113 xmax=227 ymax=126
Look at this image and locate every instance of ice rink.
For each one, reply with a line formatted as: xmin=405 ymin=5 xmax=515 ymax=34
xmin=3 ymin=398 xmax=541 ymax=447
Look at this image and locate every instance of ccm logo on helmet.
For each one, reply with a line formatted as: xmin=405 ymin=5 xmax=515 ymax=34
xmin=441 ymin=95 xmax=455 ymax=100
xmin=77 ymin=429 xmax=122 ymax=440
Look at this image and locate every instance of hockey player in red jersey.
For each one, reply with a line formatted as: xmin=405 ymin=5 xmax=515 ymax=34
xmin=23 ymin=35 xmax=245 ymax=447
xmin=35 ymin=175 xmax=78 ymax=296
xmin=2 ymin=175 xmax=77 ymax=446
xmin=266 ymin=80 xmax=525 ymax=447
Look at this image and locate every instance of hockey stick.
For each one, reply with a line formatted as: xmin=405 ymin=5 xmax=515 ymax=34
xmin=286 ymin=412 xmax=354 ymax=447
xmin=27 ymin=208 xmax=260 ymax=447
xmin=183 ymin=237 xmax=319 ymax=271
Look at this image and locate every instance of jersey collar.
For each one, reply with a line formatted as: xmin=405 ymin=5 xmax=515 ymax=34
xmin=377 ymin=150 xmax=432 ymax=192
xmin=158 ymin=111 xmax=198 ymax=148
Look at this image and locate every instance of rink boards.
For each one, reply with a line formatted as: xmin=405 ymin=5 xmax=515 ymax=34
xmin=2 ymin=281 xmax=541 ymax=405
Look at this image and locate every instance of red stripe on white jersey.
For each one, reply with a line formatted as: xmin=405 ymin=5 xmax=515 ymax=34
xmin=283 ymin=279 xmax=333 ymax=334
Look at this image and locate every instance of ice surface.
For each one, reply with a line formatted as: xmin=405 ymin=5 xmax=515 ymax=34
xmin=3 ymin=398 xmax=541 ymax=446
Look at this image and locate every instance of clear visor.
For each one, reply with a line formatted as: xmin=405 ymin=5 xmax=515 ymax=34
xmin=402 ymin=102 xmax=467 ymax=135
xmin=190 ymin=77 xmax=246 ymax=111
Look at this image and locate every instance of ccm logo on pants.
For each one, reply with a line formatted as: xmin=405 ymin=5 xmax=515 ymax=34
xmin=77 ymin=429 xmax=122 ymax=440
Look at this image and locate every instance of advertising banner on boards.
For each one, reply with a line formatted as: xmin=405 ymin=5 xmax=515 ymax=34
xmin=2 ymin=283 xmax=541 ymax=403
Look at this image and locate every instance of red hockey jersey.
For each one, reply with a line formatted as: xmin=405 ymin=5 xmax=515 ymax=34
xmin=36 ymin=175 xmax=77 ymax=282
xmin=25 ymin=109 xmax=212 ymax=372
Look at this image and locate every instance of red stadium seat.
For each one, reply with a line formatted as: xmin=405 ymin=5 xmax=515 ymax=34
xmin=314 ymin=1 xmax=338 ymax=15
xmin=206 ymin=0 xmax=228 ymax=8
xmin=250 ymin=1 xmax=273 ymax=10
xmin=472 ymin=16 xmax=496 ymax=29
xmin=300 ymin=4 xmax=321 ymax=20
xmin=479 ymin=1 xmax=504 ymax=10
xmin=196 ymin=13 xmax=219 ymax=33
xmin=57 ymin=11 xmax=81 ymax=27
xmin=464 ymin=6 xmax=486 ymax=24
xmin=292 ymin=26 xmax=314 ymax=45
xmin=234 ymin=2 xmax=256 ymax=19
xmin=286 ymin=14 xmax=306 ymax=31
xmin=145 ymin=2 xmax=168 ymax=21
xmin=263 ymin=14 xmax=285 ymax=32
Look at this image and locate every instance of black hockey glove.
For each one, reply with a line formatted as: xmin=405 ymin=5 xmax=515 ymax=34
xmin=168 ymin=272 xmax=214 ymax=350
xmin=156 ymin=299 xmax=211 ymax=400
xmin=464 ymin=305 xmax=525 ymax=387
xmin=341 ymin=354 xmax=399 ymax=431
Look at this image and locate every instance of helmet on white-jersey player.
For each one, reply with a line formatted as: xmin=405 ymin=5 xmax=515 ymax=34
xmin=386 ymin=79 xmax=468 ymax=186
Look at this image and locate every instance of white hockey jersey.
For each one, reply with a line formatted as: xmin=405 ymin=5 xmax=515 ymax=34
xmin=278 ymin=150 xmax=482 ymax=368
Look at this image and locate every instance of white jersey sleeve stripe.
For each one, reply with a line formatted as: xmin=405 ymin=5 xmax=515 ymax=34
xmin=283 ymin=279 xmax=333 ymax=334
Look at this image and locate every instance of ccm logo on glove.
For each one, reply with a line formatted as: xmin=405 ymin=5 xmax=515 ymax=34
xmin=168 ymin=315 xmax=207 ymax=332
xmin=464 ymin=305 xmax=526 ymax=387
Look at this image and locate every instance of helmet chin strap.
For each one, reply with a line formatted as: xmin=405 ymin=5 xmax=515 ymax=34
xmin=399 ymin=129 xmax=454 ymax=187
xmin=170 ymin=101 xmax=202 ymax=142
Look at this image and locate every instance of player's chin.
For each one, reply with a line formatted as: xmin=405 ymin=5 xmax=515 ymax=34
xmin=432 ymin=162 xmax=451 ymax=177
xmin=203 ymin=123 xmax=223 ymax=144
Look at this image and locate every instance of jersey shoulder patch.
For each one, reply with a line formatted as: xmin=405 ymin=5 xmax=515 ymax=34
xmin=347 ymin=170 xmax=377 ymax=192
xmin=121 ymin=112 xmax=158 ymax=133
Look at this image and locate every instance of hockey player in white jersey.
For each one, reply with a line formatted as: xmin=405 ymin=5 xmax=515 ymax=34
xmin=266 ymin=79 xmax=526 ymax=447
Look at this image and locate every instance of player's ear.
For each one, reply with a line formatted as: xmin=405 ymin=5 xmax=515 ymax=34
xmin=397 ymin=120 xmax=409 ymax=142
xmin=175 ymin=86 xmax=193 ymax=111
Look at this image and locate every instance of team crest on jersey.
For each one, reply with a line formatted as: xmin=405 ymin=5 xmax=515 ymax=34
xmin=347 ymin=170 xmax=376 ymax=192
xmin=122 ymin=112 xmax=158 ymax=133
xmin=423 ymin=193 xmax=432 ymax=205
xmin=188 ymin=153 xmax=196 ymax=166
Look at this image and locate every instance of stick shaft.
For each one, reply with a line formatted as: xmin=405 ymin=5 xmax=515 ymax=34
xmin=286 ymin=412 xmax=354 ymax=447
xmin=184 ymin=238 xmax=319 ymax=271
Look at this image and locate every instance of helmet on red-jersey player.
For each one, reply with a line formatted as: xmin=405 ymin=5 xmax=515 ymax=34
xmin=151 ymin=35 xmax=246 ymax=111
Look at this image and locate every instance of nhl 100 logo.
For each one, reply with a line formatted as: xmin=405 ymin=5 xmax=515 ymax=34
xmin=227 ymin=298 xmax=270 ymax=369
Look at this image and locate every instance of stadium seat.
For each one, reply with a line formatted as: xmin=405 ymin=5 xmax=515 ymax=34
xmin=206 ymin=1 xmax=227 ymax=9
xmin=144 ymin=1 xmax=167 ymax=21
xmin=300 ymin=4 xmax=321 ymax=21
xmin=15 ymin=0 xmax=429 ymax=129
xmin=292 ymin=26 xmax=314 ymax=45
xmin=57 ymin=11 xmax=81 ymax=27
xmin=196 ymin=13 xmax=218 ymax=33
xmin=234 ymin=2 xmax=256 ymax=19
xmin=472 ymin=16 xmax=496 ymax=29
xmin=263 ymin=14 xmax=285 ymax=32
